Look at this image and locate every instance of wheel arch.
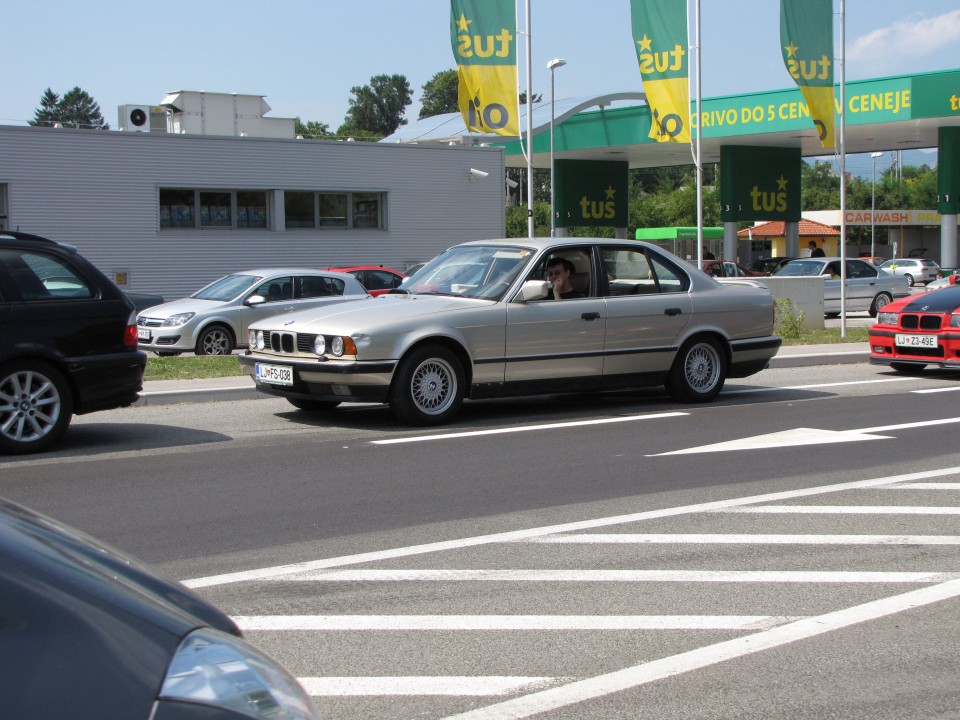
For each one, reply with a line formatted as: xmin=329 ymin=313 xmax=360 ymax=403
xmin=388 ymin=336 xmax=473 ymax=395
xmin=674 ymin=329 xmax=732 ymax=368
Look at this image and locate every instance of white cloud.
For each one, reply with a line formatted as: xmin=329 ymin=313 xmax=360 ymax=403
xmin=849 ymin=10 xmax=960 ymax=68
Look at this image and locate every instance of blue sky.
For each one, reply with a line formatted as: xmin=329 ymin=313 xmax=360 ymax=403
xmin=4 ymin=0 xmax=959 ymax=140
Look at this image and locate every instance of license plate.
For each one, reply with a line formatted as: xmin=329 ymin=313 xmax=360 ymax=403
xmin=895 ymin=334 xmax=937 ymax=349
xmin=255 ymin=362 xmax=294 ymax=386
xmin=137 ymin=327 xmax=151 ymax=341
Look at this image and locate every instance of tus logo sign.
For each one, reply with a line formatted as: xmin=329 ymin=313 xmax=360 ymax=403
xmin=751 ymin=175 xmax=790 ymax=213
xmin=579 ymin=186 xmax=619 ymax=221
xmin=783 ymin=42 xmax=831 ymax=83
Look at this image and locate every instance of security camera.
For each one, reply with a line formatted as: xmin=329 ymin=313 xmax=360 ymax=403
xmin=469 ymin=168 xmax=489 ymax=178
xmin=505 ymin=178 xmax=519 ymax=189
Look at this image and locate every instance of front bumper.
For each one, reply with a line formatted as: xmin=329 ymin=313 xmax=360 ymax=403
xmin=238 ymin=353 xmax=397 ymax=403
xmin=869 ymin=327 xmax=960 ymax=368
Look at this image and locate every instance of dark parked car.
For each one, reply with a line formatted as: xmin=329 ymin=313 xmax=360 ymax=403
xmin=0 ymin=497 xmax=319 ymax=718
xmin=125 ymin=290 xmax=165 ymax=312
xmin=0 ymin=231 xmax=147 ymax=453
xmin=747 ymin=257 xmax=794 ymax=275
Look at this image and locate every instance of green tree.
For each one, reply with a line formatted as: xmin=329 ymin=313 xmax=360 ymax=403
xmin=29 ymin=88 xmax=60 ymax=126
xmin=800 ymin=160 xmax=840 ymax=210
xmin=29 ymin=86 xmax=108 ymax=129
xmin=343 ymin=74 xmax=413 ymax=137
xmin=294 ymin=118 xmax=333 ymax=139
xmin=419 ymin=70 xmax=459 ymax=119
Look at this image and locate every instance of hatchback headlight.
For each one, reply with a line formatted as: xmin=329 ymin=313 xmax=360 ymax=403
xmin=162 ymin=312 xmax=196 ymax=327
xmin=877 ymin=312 xmax=899 ymax=326
xmin=160 ymin=628 xmax=318 ymax=719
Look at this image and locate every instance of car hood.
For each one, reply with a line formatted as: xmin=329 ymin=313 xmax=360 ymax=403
xmin=886 ymin=285 xmax=960 ymax=313
xmin=0 ymin=497 xmax=239 ymax=638
xmin=139 ymin=296 xmax=223 ymax=318
xmin=252 ymin=293 xmax=492 ymax=332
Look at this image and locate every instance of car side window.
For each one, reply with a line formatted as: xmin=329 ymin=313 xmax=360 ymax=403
xmin=254 ymin=276 xmax=294 ymax=303
xmin=365 ymin=270 xmax=400 ymax=291
xmin=527 ymin=247 xmax=593 ymax=300
xmin=848 ymin=260 xmax=876 ymax=279
xmin=0 ymin=249 xmax=93 ymax=301
xmin=601 ymin=247 xmax=688 ymax=295
xmin=299 ymin=275 xmax=344 ymax=298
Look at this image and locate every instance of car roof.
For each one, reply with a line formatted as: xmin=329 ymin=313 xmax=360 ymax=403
xmin=234 ymin=268 xmax=350 ymax=276
xmin=324 ymin=265 xmax=405 ymax=274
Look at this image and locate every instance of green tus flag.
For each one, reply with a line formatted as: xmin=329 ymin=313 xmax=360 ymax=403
xmin=630 ymin=0 xmax=690 ymax=143
xmin=450 ymin=0 xmax=519 ymax=137
xmin=780 ymin=0 xmax=835 ymax=148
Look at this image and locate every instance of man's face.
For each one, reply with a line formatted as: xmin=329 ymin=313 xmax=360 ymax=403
xmin=547 ymin=264 xmax=569 ymax=284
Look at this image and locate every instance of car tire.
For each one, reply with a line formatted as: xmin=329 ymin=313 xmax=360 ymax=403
xmin=287 ymin=398 xmax=341 ymax=412
xmin=156 ymin=351 xmax=181 ymax=357
xmin=904 ymin=274 xmax=915 ymax=287
xmin=869 ymin=292 xmax=893 ymax=317
xmin=195 ymin=325 xmax=234 ymax=356
xmin=825 ymin=312 xmax=840 ymax=318
xmin=390 ymin=345 xmax=465 ymax=425
xmin=666 ymin=336 xmax=726 ymax=403
xmin=0 ymin=360 xmax=74 ymax=454
xmin=890 ymin=362 xmax=926 ymax=374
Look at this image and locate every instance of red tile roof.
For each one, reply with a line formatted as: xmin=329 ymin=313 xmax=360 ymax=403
xmin=737 ymin=219 xmax=840 ymax=237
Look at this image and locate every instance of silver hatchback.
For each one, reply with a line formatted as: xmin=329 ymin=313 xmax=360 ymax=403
xmin=878 ymin=258 xmax=941 ymax=286
xmin=137 ymin=268 xmax=369 ymax=355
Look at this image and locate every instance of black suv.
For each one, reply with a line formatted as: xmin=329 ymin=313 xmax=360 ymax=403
xmin=0 ymin=231 xmax=147 ymax=453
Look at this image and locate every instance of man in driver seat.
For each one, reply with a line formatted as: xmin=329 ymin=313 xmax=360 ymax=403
xmin=546 ymin=257 xmax=585 ymax=300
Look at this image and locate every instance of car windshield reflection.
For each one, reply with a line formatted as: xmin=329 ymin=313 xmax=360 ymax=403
xmin=397 ymin=245 xmax=534 ymax=301
xmin=192 ymin=274 xmax=261 ymax=302
xmin=774 ymin=260 xmax=825 ymax=277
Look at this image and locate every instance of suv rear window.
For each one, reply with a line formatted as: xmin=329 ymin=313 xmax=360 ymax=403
xmin=0 ymin=249 xmax=94 ymax=300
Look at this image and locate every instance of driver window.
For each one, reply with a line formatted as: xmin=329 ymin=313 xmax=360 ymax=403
xmin=528 ymin=248 xmax=592 ymax=300
xmin=255 ymin=276 xmax=293 ymax=302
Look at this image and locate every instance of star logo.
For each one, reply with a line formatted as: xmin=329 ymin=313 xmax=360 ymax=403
xmin=604 ymin=185 xmax=617 ymax=200
xmin=776 ymin=175 xmax=788 ymax=191
xmin=784 ymin=42 xmax=799 ymax=58
xmin=637 ymin=35 xmax=652 ymax=52
xmin=456 ymin=13 xmax=471 ymax=34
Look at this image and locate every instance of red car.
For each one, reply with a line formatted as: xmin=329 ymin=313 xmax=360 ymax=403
xmin=869 ymin=285 xmax=960 ymax=372
xmin=322 ymin=265 xmax=405 ymax=296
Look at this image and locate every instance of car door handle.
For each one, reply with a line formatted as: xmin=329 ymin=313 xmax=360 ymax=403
xmin=665 ymin=308 xmax=682 ymax=316
xmin=581 ymin=312 xmax=601 ymax=321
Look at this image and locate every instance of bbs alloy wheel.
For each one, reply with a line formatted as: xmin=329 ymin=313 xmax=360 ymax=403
xmin=0 ymin=362 xmax=74 ymax=454
xmin=666 ymin=337 xmax=726 ymax=403
xmin=390 ymin=345 xmax=465 ymax=425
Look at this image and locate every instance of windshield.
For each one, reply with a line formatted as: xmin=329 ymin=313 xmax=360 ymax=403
xmin=774 ymin=260 xmax=825 ymax=277
xmin=398 ymin=245 xmax=534 ymax=300
xmin=192 ymin=274 xmax=261 ymax=301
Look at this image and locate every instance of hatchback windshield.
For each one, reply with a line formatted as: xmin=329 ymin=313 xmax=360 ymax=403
xmin=399 ymin=245 xmax=534 ymax=300
xmin=774 ymin=260 xmax=826 ymax=277
xmin=192 ymin=274 xmax=261 ymax=301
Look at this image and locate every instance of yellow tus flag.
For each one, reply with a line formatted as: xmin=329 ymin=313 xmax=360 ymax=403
xmin=781 ymin=0 xmax=835 ymax=148
xmin=450 ymin=0 xmax=519 ymax=137
xmin=630 ymin=0 xmax=690 ymax=143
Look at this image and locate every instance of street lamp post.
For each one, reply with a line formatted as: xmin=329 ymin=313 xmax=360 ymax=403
xmin=547 ymin=57 xmax=566 ymax=237
xmin=871 ymin=152 xmax=883 ymax=258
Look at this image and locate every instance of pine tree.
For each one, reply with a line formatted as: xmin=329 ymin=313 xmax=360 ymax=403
xmin=29 ymin=88 xmax=60 ymax=127
xmin=29 ymin=86 xmax=109 ymax=130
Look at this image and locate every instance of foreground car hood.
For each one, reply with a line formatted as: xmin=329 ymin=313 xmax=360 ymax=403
xmin=884 ymin=285 xmax=960 ymax=313
xmin=252 ymin=293 xmax=491 ymax=332
xmin=139 ymin=296 xmax=223 ymax=318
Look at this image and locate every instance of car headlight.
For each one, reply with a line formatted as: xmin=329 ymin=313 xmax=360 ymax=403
xmin=249 ymin=329 xmax=265 ymax=350
xmin=876 ymin=312 xmax=899 ymax=326
xmin=330 ymin=336 xmax=344 ymax=357
xmin=312 ymin=335 xmax=326 ymax=355
xmin=160 ymin=628 xmax=318 ymax=719
xmin=951 ymin=314 xmax=960 ymax=328
xmin=162 ymin=312 xmax=196 ymax=327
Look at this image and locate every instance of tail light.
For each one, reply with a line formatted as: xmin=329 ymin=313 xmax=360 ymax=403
xmin=124 ymin=311 xmax=139 ymax=348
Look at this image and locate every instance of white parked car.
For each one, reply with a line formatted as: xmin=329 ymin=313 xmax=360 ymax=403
xmin=136 ymin=268 xmax=369 ymax=355
xmin=774 ymin=257 xmax=909 ymax=316
xmin=877 ymin=258 xmax=941 ymax=286
xmin=239 ymin=238 xmax=782 ymax=425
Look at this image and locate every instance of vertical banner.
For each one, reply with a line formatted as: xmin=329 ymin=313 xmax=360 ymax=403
xmin=629 ymin=0 xmax=690 ymax=143
xmin=450 ymin=0 xmax=519 ymax=137
xmin=780 ymin=0 xmax=835 ymax=148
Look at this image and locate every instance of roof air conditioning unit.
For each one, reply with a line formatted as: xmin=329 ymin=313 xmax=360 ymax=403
xmin=118 ymin=105 xmax=167 ymax=133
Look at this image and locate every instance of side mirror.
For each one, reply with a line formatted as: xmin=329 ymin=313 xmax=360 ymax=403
xmin=245 ymin=294 xmax=267 ymax=306
xmin=517 ymin=279 xmax=550 ymax=302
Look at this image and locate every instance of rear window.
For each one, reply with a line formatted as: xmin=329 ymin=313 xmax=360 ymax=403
xmin=0 ymin=249 xmax=94 ymax=300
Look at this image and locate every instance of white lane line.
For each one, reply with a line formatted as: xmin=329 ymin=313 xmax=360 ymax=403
xmin=858 ymin=416 xmax=960 ymax=433
xmin=298 ymin=676 xmax=557 ymax=697
xmin=233 ymin=615 xmax=792 ymax=631
xmin=526 ymin=533 xmax=960 ymax=545
xmin=884 ymin=482 xmax=960 ymax=490
xmin=183 ymin=466 xmax=960 ymax=588
xmin=276 ymin=569 xmax=950 ymax=584
xmin=722 ymin=377 xmax=911 ymax=395
xmin=912 ymin=387 xmax=960 ymax=394
xmin=721 ymin=505 xmax=960 ymax=515
xmin=440 ymin=578 xmax=960 ymax=719
xmin=370 ymin=412 xmax=687 ymax=445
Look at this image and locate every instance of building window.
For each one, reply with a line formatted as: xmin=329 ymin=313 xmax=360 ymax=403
xmin=160 ymin=189 xmax=269 ymax=230
xmin=160 ymin=189 xmax=196 ymax=228
xmin=284 ymin=191 xmax=385 ymax=230
xmin=200 ymin=191 xmax=232 ymax=227
xmin=237 ymin=191 xmax=267 ymax=228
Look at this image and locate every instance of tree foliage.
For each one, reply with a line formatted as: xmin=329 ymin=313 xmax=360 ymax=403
xmin=419 ymin=70 xmax=459 ymax=120
xmin=294 ymin=118 xmax=333 ymax=139
xmin=29 ymin=86 xmax=108 ymax=129
xmin=343 ymin=74 xmax=413 ymax=137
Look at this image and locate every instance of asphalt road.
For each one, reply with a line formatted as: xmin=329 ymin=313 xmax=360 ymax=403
xmin=3 ymin=360 xmax=960 ymax=719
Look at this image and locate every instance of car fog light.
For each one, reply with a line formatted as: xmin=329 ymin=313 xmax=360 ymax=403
xmin=873 ymin=345 xmax=885 ymax=354
xmin=331 ymin=336 xmax=345 ymax=356
xmin=312 ymin=335 xmax=326 ymax=355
